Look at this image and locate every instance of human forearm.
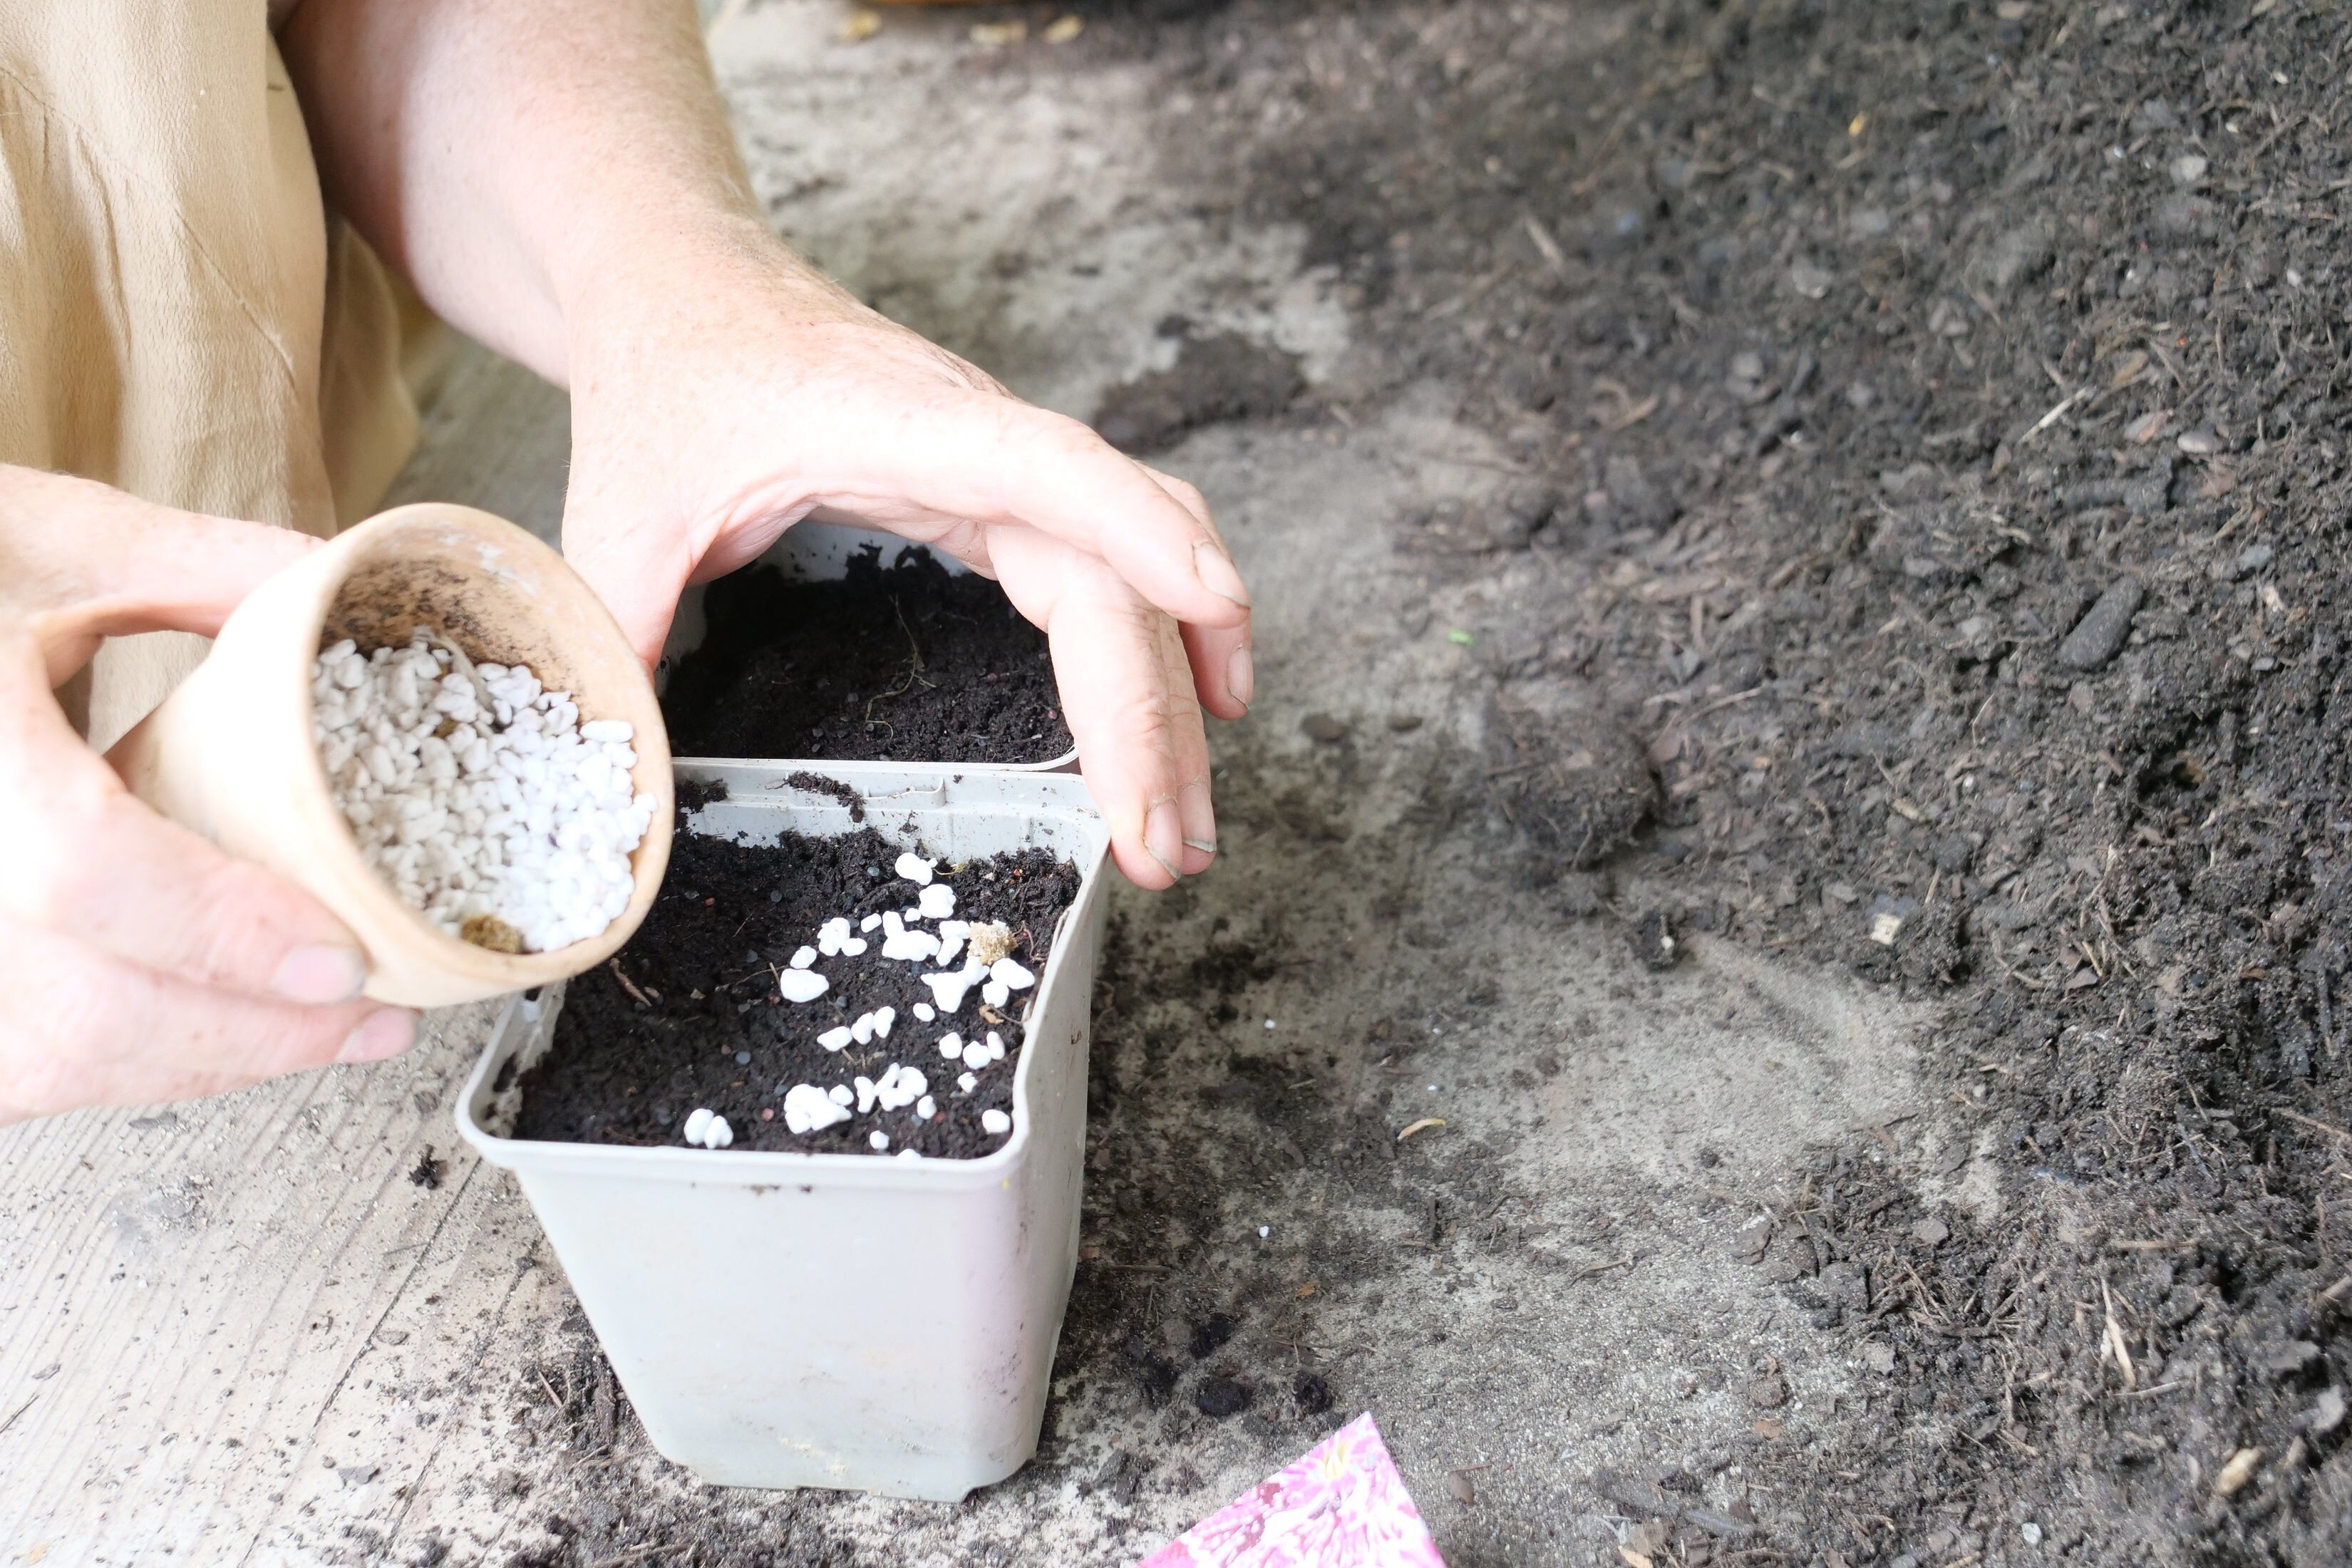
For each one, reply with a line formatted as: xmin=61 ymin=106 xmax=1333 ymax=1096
xmin=279 ymin=0 xmax=842 ymax=383
xmin=279 ymin=0 xmax=1255 ymax=891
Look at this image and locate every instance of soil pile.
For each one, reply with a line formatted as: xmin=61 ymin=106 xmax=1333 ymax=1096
xmin=1166 ymin=0 xmax=2352 ymax=1557
xmin=662 ymin=545 xmax=1071 ymax=765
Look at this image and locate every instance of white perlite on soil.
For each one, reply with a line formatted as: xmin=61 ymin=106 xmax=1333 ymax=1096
xmin=680 ymin=851 xmax=1036 ymax=1157
xmin=313 ymin=631 xmax=657 ymax=954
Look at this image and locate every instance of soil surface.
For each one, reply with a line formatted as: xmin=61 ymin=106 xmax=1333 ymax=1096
xmin=662 ymin=545 xmax=1072 ymax=764
xmin=1233 ymin=1 xmax=2352 ymax=1561
xmin=512 ymin=791 xmax=1079 ymax=1159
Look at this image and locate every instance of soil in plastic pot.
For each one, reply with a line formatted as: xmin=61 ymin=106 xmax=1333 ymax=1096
xmin=661 ymin=545 xmax=1073 ymax=765
xmin=512 ymin=785 xmax=1081 ymax=1158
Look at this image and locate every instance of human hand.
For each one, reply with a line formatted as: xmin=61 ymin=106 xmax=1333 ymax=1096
xmin=0 ymin=468 xmax=418 ymax=1125
xmin=556 ymin=230 xmax=1252 ymax=890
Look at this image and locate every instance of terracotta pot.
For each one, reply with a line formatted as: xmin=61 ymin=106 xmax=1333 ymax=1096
xmin=108 ymin=503 xmax=674 ymax=1008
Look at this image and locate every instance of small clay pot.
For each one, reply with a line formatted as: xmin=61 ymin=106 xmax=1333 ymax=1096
xmin=108 ymin=503 xmax=674 ymax=1008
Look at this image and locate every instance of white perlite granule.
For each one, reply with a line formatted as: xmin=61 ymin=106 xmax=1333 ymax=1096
xmin=313 ymin=631 xmax=657 ymax=953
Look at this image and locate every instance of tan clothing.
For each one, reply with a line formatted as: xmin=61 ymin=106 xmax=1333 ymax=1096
xmin=0 ymin=1 xmax=421 ymax=748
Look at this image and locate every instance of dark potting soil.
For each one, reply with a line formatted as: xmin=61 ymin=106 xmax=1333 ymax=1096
xmin=510 ymin=791 xmax=1081 ymax=1159
xmin=661 ymin=545 xmax=1073 ymax=765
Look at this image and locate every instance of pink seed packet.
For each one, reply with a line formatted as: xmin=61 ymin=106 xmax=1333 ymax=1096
xmin=1133 ymin=1413 xmax=1450 ymax=1568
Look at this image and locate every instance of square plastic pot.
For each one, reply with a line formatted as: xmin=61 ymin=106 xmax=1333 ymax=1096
xmin=455 ymin=762 xmax=1109 ymax=1500
xmin=659 ymin=522 xmax=1079 ymax=773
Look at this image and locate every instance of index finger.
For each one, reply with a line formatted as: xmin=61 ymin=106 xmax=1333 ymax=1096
xmin=824 ymin=394 xmax=1254 ymax=632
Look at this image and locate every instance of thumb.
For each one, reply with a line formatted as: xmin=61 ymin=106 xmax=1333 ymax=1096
xmin=562 ymin=509 xmax=706 ymax=669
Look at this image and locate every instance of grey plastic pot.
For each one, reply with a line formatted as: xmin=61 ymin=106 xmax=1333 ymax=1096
xmin=455 ymin=761 xmax=1108 ymax=1500
xmin=660 ymin=522 xmax=1079 ymax=773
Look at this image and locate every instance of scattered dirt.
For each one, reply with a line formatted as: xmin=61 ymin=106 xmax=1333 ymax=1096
xmin=406 ymin=1147 xmax=445 ymax=1190
xmin=512 ymin=794 xmax=1079 ymax=1160
xmin=1095 ymin=329 xmax=1307 ymax=454
xmin=1485 ymin=692 xmax=1659 ymax=868
xmin=1122 ymin=0 xmax=2352 ymax=1559
xmin=661 ymin=545 xmax=1071 ymax=765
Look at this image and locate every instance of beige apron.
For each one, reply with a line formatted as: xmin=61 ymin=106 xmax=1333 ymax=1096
xmin=0 ymin=0 xmax=422 ymax=748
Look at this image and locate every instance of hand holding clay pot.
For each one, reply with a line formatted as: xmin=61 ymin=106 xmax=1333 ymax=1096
xmin=108 ymin=503 xmax=674 ymax=1016
xmin=0 ymin=467 xmax=415 ymax=1125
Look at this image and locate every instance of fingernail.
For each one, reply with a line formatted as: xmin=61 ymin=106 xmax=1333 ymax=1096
xmin=1145 ymin=801 xmax=1187 ymax=882
xmin=339 ymin=1009 xmax=418 ymax=1064
xmin=1194 ymin=540 xmax=1252 ymax=608
xmin=1226 ymin=643 xmax=1255 ymax=711
xmin=274 ymin=944 xmax=367 ymax=1004
xmin=1182 ymin=837 xmax=1219 ymax=856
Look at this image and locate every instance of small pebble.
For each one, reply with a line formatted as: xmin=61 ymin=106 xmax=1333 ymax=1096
xmin=982 ymin=979 xmax=1011 ymax=1009
xmin=981 ymin=1109 xmax=1011 ymax=1136
xmin=915 ymin=1095 xmax=937 ymax=1120
xmin=990 ymin=958 xmax=1035 ymax=991
xmin=860 ymin=913 xmax=882 ymax=933
xmin=895 ymin=1147 xmax=922 ymax=1160
xmin=1259 ymin=1225 xmax=1271 ymax=1239
xmin=917 ymin=883 xmax=956 ymax=919
xmin=870 ymin=1130 xmax=889 ymax=1151
xmin=894 ymin=851 xmax=934 ymax=886
xmin=855 ymin=1076 xmax=879 ymax=1114
xmin=958 ymin=1071 xmax=979 ymax=1093
xmin=986 ymin=1031 xmax=1006 ymax=1062
xmin=939 ymin=1031 xmax=964 ymax=1061
xmin=704 ymin=1116 xmax=733 ymax=1150
xmin=873 ymin=1006 xmax=896 ymax=1038
xmin=963 ymin=1039 xmax=991 ymax=1071
xmin=2058 ymin=579 xmax=2145 ymax=672
xmin=851 ymin=1012 xmax=877 ymax=1046
xmin=913 ymin=1002 xmax=937 ymax=1023
xmin=817 ymin=1026 xmax=852 ymax=1051
xmin=827 ymin=1084 xmax=854 ymax=1108
xmin=789 ymin=946 xmax=817 ymax=969
xmin=683 ymin=1108 xmax=714 ymax=1146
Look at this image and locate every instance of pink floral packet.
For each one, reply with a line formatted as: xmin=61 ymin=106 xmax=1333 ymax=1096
xmin=1134 ymin=1413 xmax=1450 ymax=1567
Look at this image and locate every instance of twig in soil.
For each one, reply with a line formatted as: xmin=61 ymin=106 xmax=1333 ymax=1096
xmin=607 ymin=959 xmax=651 ymax=1008
xmin=2017 ymin=387 xmax=2087 ymax=444
xmin=2100 ymin=1280 xmax=2137 ymax=1391
xmin=2277 ymin=1108 xmax=2352 ymax=1143
xmin=1572 ymin=1254 xmax=1634 ymax=1284
xmin=2115 ymin=1380 xmax=2187 ymax=1400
